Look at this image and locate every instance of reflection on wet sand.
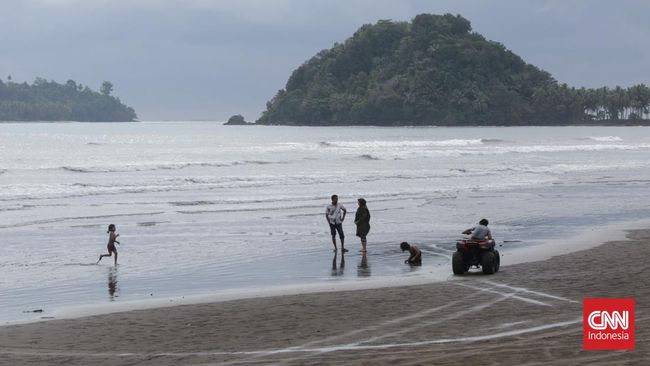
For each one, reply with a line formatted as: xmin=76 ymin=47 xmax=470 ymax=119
xmin=357 ymin=253 xmax=371 ymax=277
xmin=331 ymin=252 xmax=345 ymax=276
xmin=108 ymin=267 xmax=119 ymax=301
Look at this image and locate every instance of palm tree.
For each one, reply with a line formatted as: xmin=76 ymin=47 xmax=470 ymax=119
xmin=628 ymin=84 xmax=650 ymax=120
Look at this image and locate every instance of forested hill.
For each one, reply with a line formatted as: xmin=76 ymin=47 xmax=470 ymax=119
xmin=0 ymin=78 xmax=137 ymax=122
xmin=257 ymin=14 xmax=650 ymax=126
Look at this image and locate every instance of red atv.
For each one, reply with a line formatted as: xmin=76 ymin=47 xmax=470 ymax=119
xmin=452 ymin=239 xmax=500 ymax=275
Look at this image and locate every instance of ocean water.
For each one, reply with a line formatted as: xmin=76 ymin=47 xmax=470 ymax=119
xmin=2 ymin=122 xmax=650 ymax=323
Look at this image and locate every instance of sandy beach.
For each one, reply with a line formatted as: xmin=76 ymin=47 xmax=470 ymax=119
xmin=1 ymin=228 xmax=648 ymax=365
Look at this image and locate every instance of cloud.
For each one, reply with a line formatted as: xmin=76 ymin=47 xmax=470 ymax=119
xmin=2 ymin=0 xmax=649 ymax=120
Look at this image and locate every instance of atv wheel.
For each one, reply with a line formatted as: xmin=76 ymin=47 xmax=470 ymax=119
xmin=452 ymin=252 xmax=465 ymax=275
xmin=481 ymin=251 xmax=496 ymax=275
xmin=493 ymin=250 xmax=500 ymax=273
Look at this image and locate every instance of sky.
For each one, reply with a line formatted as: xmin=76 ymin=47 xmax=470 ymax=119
xmin=2 ymin=0 xmax=649 ymax=121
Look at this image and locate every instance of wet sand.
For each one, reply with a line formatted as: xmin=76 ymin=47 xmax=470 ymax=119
xmin=1 ymin=230 xmax=649 ymax=365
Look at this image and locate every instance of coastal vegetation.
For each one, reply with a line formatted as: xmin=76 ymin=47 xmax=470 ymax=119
xmin=0 ymin=77 xmax=137 ymax=122
xmin=258 ymin=14 xmax=650 ymax=126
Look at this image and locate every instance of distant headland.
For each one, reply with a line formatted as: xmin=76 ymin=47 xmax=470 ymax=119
xmin=0 ymin=77 xmax=137 ymax=122
xmin=257 ymin=14 xmax=650 ymax=126
xmin=224 ymin=114 xmax=253 ymax=125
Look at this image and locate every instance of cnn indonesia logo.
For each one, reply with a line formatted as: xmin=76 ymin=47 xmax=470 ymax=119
xmin=583 ymin=298 xmax=634 ymax=350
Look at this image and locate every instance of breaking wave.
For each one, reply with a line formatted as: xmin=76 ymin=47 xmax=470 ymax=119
xmin=317 ymin=139 xmax=485 ymax=148
xmin=232 ymin=160 xmax=284 ymax=166
xmin=358 ymin=154 xmax=381 ymax=160
xmin=58 ymin=160 xmax=285 ymax=173
xmin=500 ymin=144 xmax=645 ymax=154
xmin=61 ymin=166 xmax=94 ymax=173
xmin=480 ymin=138 xmax=507 ymax=144
xmin=587 ymin=136 xmax=622 ymax=142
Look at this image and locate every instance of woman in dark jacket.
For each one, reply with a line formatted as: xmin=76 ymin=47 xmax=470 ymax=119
xmin=354 ymin=198 xmax=371 ymax=252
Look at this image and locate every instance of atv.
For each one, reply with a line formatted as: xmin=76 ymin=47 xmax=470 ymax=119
xmin=452 ymin=239 xmax=500 ymax=275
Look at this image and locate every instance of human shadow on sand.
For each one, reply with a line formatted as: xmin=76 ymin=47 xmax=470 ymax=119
xmin=357 ymin=253 xmax=371 ymax=277
xmin=331 ymin=252 xmax=345 ymax=277
xmin=108 ymin=267 xmax=119 ymax=301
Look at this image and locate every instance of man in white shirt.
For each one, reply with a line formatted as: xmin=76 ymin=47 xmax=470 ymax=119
xmin=326 ymin=194 xmax=348 ymax=252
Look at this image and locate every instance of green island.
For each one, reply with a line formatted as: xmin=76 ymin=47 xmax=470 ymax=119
xmin=224 ymin=114 xmax=253 ymax=125
xmin=257 ymin=14 xmax=650 ymax=126
xmin=0 ymin=78 xmax=137 ymax=122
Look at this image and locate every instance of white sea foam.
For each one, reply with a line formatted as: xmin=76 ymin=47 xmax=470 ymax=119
xmin=263 ymin=139 xmax=650 ymax=160
xmin=587 ymin=136 xmax=623 ymax=142
xmin=324 ymin=138 xmax=485 ymax=148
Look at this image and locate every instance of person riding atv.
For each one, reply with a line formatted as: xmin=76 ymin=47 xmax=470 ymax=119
xmin=462 ymin=218 xmax=493 ymax=242
xmin=453 ymin=219 xmax=500 ymax=275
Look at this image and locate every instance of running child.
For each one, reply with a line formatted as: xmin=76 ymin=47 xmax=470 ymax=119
xmin=98 ymin=224 xmax=120 ymax=265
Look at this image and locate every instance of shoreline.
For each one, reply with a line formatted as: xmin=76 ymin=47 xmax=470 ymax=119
xmin=254 ymin=122 xmax=650 ymax=127
xmin=4 ymin=120 xmax=650 ymax=126
xmin=4 ymin=218 xmax=647 ymax=327
xmin=1 ymin=221 xmax=648 ymax=364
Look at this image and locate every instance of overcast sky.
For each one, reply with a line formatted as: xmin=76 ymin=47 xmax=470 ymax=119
xmin=2 ymin=0 xmax=649 ymax=121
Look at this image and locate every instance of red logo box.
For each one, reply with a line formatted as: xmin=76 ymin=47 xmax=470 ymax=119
xmin=583 ymin=298 xmax=634 ymax=350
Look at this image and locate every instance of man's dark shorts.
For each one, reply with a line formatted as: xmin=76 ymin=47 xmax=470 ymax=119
xmin=329 ymin=223 xmax=344 ymax=238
